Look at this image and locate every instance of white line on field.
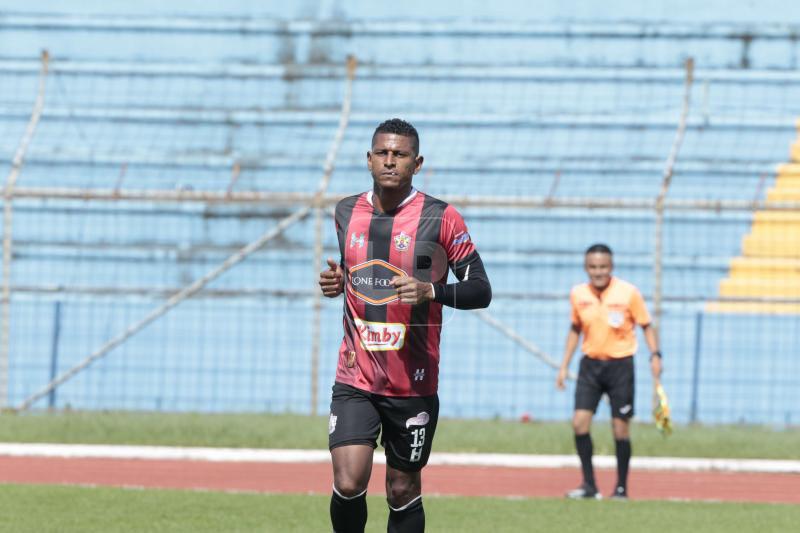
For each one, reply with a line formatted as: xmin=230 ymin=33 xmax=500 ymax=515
xmin=0 ymin=443 xmax=798 ymax=474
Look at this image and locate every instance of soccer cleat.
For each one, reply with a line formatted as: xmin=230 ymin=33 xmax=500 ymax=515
xmin=565 ymin=484 xmax=602 ymax=500
xmin=609 ymin=486 xmax=628 ymax=500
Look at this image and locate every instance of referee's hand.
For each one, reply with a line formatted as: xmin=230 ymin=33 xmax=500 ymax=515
xmin=319 ymin=258 xmax=344 ymax=297
xmin=391 ymin=276 xmax=434 ymax=305
xmin=556 ymin=367 xmax=568 ymax=390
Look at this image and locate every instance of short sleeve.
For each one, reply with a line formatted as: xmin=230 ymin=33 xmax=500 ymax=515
xmin=570 ymin=289 xmax=581 ymax=326
xmin=630 ymin=288 xmax=651 ymax=326
xmin=440 ymin=205 xmax=477 ymax=264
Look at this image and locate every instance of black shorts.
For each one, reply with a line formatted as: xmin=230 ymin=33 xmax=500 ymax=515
xmin=574 ymin=356 xmax=635 ymax=419
xmin=328 ymin=382 xmax=439 ymax=472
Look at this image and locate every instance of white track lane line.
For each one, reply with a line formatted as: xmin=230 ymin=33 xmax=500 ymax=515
xmin=0 ymin=443 xmax=798 ymax=474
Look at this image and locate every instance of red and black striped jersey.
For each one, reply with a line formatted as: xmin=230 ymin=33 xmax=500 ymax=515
xmin=333 ymin=188 xmax=489 ymax=397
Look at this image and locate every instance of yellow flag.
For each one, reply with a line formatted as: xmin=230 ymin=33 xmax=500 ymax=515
xmin=653 ymin=383 xmax=672 ymax=436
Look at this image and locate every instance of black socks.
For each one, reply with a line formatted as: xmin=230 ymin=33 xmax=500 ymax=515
xmin=331 ymin=488 xmax=368 ymax=533
xmin=388 ymin=496 xmax=425 ymax=533
xmin=575 ymin=433 xmax=596 ymax=488
xmin=615 ymin=438 xmax=631 ymax=491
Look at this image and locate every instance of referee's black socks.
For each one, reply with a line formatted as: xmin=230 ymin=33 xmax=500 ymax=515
xmin=615 ymin=438 xmax=631 ymax=492
xmin=331 ymin=486 xmax=368 ymax=533
xmin=388 ymin=495 xmax=424 ymax=533
xmin=575 ymin=433 xmax=596 ymax=489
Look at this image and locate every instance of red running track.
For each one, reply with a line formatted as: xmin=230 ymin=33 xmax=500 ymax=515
xmin=1 ymin=456 xmax=798 ymax=504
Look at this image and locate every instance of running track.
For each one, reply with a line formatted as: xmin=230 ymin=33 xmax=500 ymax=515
xmin=1 ymin=446 xmax=798 ymax=504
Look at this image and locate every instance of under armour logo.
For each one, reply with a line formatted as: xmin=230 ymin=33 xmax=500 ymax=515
xmin=414 ymin=368 xmax=425 ymax=381
xmin=350 ymin=232 xmax=365 ymax=248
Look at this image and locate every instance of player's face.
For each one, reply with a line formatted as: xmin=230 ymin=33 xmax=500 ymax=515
xmin=367 ymin=133 xmax=422 ymax=192
xmin=584 ymin=252 xmax=613 ymax=290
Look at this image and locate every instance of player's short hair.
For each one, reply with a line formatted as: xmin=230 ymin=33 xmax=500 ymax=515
xmin=585 ymin=243 xmax=613 ymax=256
xmin=372 ymin=118 xmax=420 ymax=155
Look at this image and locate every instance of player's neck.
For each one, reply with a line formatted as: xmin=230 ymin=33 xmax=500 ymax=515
xmin=372 ymin=184 xmax=414 ymax=213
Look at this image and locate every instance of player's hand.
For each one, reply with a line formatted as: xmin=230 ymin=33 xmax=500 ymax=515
xmin=390 ymin=276 xmax=434 ymax=305
xmin=556 ymin=367 xmax=568 ymax=390
xmin=650 ymin=354 xmax=663 ymax=381
xmin=319 ymin=258 xmax=344 ymax=298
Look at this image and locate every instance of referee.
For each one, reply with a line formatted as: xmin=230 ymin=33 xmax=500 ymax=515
xmin=556 ymin=243 xmax=662 ymax=500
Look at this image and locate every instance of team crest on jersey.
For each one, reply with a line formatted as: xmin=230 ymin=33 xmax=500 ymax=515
xmin=608 ymin=311 xmax=624 ymax=328
xmin=393 ymin=231 xmax=411 ymax=252
xmin=350 ymin=232 xmax=365 ymax=249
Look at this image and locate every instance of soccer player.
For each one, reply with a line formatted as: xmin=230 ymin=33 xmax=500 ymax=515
xmin=555 ymin=243 xmax=662 ymax=500
xmin=318 ymin=118 xmax=491 ymax=532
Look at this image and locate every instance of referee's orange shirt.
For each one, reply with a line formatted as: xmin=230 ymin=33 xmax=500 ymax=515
xmin=570 ymin=277 xmax=651 ymax=360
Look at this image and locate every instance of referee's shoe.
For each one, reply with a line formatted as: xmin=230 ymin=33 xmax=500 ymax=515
xmin=566 ymin=484 xmax=602 ymax=500
xmin=609 ymin=486 xmax=628 ymax=500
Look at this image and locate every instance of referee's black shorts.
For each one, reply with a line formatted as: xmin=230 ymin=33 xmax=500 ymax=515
xmin=574 ymin=355 xmax=634 ymax=419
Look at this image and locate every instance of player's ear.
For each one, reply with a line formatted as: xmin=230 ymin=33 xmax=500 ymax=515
xmin=413 ymin=155 xmax=424 ymax=174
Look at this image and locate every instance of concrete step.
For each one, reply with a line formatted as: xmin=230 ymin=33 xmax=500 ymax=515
xmin=743 ymin=236 xmax=800 ymax=257
xmin=720 ymin=277 xmax=800 ymax=297
xmin=752 ymin=211 xmax=800 ymax=224
xmin=705 ymin=301 xmax=800 ymax=314
xmin=774 ymin=176 xmax=800 ymax=189
xmin=777 ymin=163 xmax=800 ymax=177
xmin=729 ymin=257 xmax=800 ymax=277
xmin=767 ymin=187 xmax=800 ymax=202
xmin=749 ymin=225 xmax=800 ymax=236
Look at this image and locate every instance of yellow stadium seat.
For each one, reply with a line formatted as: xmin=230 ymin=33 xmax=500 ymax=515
xmin=742 ymin=236 xmax=800 ymax=258
xmin=766 ymin=187 xmax=800 ymax=202
xmin=729 ymin=257 xmax=800 ymax=278
xmin=707 ymin=121 xmax=800 ymax=314
xmin=705 ymin=301 xmax=800 ymax=314
xmin=720 ymin=278 xmax=800 ymax=297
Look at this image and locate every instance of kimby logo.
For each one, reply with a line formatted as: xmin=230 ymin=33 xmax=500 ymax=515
xmin=354 ymin=319 xmax=406 ymax=351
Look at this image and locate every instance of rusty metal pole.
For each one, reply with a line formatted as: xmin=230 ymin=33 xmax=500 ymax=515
xmin=309 ymin=56 xmax=357 ymax=415
xmin=1 ymin=50 xmax=50 ymax=408
xmin=653 ymin=57 xmax=694 ymax=332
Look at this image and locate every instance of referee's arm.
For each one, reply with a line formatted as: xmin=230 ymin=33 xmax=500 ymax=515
xmin=556 ymin=323 xmax=581 ymax=389
xmin=642 ymin=323 xmax=662 ymax=380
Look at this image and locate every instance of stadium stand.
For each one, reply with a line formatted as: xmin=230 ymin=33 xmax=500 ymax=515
xmin=1 ymin=4 xmax=798 ymax=425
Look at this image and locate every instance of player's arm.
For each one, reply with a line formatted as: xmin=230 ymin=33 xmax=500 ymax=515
xmin=429 ymin=251 xmax=492 ymax=309
xmin=320 ymin=200 xmax=349 ymax=298
xmin=319 ymin=257 xmax=344 ymax=297
xmin=556 ymin=323 xmax=581 ymax=390
xmin=420 ymin=205 xmax=492 ymax=310
xmin=391 ymin=251 xmax=491 ymax=308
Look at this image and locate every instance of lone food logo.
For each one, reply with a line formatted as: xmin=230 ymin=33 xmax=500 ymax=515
xmin=354 ymin=318 xmax=406 ymax=351
xmin=349 ymin=259 xmax=407 ymax=305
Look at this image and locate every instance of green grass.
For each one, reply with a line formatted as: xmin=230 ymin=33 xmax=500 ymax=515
xmin=1 ymin=485 xmax=798 ymax=533
xmin=0 ymin=411 xmax=798 ymax=459
xmin=1 ymin=412 xmax=798 ymax=531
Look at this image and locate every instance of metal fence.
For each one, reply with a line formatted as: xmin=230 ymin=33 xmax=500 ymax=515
xmin=1 ymin=18 xmax=800 ymax=426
